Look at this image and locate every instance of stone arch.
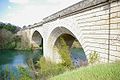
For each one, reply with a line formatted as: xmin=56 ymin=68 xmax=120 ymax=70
xmin=32 ymin=30 xmax=43 ymax=49
xmin=48 ymin=27 xmax=88 ymax=67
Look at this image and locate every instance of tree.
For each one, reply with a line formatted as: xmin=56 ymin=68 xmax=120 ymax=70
xmin=56 ymin=37 xmax=72 ymax=67
xmin=0 ymin=22 xmax=20 ymax=33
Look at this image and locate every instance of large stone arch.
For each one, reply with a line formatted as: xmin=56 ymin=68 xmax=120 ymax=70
xmin=31 ymin=30 xmax=43 ymax=49
xmin=47 ymin=27 xmax=88 ymax=67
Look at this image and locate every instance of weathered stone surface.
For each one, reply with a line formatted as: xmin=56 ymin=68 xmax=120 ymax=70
xmin=20 ymin=0 xmax=120 ymax=63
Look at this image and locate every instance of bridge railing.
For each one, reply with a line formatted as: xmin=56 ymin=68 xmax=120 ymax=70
xmin=43 ymin=0 xmax=110 ymax=23
xmin=24 ymin=0 xmax=116 ymax=29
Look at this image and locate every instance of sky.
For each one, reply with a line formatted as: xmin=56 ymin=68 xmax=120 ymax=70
xmin=0 ymin=0 xmax=81 ymax=27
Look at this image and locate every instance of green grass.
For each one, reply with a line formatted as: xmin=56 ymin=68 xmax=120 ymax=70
xmin=50 ymin=62 xmax=120 ymax=80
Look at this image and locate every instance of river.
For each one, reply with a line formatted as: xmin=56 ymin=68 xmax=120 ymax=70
xmin=0 ymin=48 xmax=87 ymax=79
xmin=0 ymin=49 xmax=43 ymax=79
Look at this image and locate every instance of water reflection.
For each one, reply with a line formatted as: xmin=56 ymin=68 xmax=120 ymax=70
xmin=0 ymin=49 xmax=42 ymax=72
xmin=71 ymin=48 xmax=88 ymax=67
xmin=12 ymin=55 xmax=28 ymax=68
xmin=0 ymin=50 xmax=16 ymax=65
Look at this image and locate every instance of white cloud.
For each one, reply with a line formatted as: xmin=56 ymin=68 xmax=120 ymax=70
xmin=2 ymin=0 xmax=82 ymax=27
xmin=8 ymin=6 xmax=12 ymax=9
xmin=9 ymin=0 xmax=29 ymax=4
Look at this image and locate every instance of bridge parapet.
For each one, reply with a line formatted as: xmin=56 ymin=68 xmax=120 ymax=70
xmin=25 ymin=0 xmax=117 ymax=29
xmin=29 ymin=21 xmax=43 ymax=28
xmin=43 ymin=0 xmax=116 ymax=23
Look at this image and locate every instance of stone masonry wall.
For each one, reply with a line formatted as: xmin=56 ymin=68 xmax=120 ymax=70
xmin=22 ymin=0 xmax=120 ymax=63
xmin=73 ymin=0 xmax=120 ymax=63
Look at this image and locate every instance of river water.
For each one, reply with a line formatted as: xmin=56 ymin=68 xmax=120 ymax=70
xmin=0 ymin=49 xmax=42 ymax=77
xmin=0 ymin=48 xmax=87 ymax=79
xmin=0 ymin=48 xmax=87 ymax=69
xmin=71 ymin=48 xmax=88 ymax=67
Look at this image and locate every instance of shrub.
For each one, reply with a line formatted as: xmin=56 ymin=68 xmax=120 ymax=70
xmin=89 ymin=51 xmax=100 ymax=64
xmin=0 ymin=29 xmax=21 ymax=49
xmin=36 ymin=57 xmax=65 ymax=79
xmin=35 ymin=37 xmax=74 ymax=79
xmin=0 ymin=65 xmax=16 ymax=80
xmin=18 ymin=67 xmax=32 ymax=80
xmin=56 ymin=37 xmax=73 ymax=68
xmin=0 ymin=65 xmax=33 ymax=80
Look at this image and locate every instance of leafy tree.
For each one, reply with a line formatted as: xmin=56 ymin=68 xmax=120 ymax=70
xmin=56 ymin=37 xmax=73 ymax=67
xmin=0 ymin=22 xmax=21 ymax=49
xmin=0 ymin=22 xmax=21 ymax=33
xmin=0 ymin=29 xmax=15 ymax=49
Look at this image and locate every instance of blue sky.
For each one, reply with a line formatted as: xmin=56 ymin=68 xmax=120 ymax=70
xmin=0 ymin=0 xmax=9 ymax=16
xmin=0 ymin=0 xmax=81 ymax=27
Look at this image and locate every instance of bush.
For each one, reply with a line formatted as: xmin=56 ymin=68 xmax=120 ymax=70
xmin=89 ymin=51 xmax=100 ymax=64
xmin=0 ymin=29 xmax=21 ymax=49
xmin=18 ymin=67 xmax=32 ymax=80
xmin=36 ymin=57 xmax=65 ymax=79
xmin=35 ymin=37 xmax=75 ymax=79
xmin=0 ymin=65 xmax=16 ymax=80
xmin=0 ymin=22 xmax=20 ymax=33
xmin=56 ymin=37 xmax=73 ymax=68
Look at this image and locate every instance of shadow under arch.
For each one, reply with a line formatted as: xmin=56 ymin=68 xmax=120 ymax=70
xmin=48 ymin=27 xmax=88 ymax=67
xmin=32 ymin=30 xmax=43 ymax=50
xmin=31 ymin=30 xmax=43 ymax=64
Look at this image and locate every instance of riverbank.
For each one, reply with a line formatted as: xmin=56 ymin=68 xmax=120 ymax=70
xmin=50 ymin=61 xmax=120 ymax=80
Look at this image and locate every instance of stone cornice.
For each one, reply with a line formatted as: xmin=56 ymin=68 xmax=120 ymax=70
xmin=30 ymin=0 xmax=118 ymax=28
xmin=43 ymin=0 xmax=118 ymax=23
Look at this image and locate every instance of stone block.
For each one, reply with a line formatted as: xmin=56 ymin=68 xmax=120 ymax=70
xmin=117 ymin=11 xmax=120 ymax=17
xmin=110 ymin=18 xmax=120 ymax=24
xmin=111 ymin=12 xmax=118 ymax=18
xmin=111 ymin=1 xmax=118 ymax=7
xmin=110 ymin=23 xmax=118 ymax=29
xmin=111 ymin=6 xmax=120 ymax=13
xmin=100 ymin=14 xmax=109 ymax=20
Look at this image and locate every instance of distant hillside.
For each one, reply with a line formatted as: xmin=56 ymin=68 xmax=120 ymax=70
xmin=0 ymin=22 xmax=21 ymax=49
xmin=0 ymin=22 xmax=21 ymax=33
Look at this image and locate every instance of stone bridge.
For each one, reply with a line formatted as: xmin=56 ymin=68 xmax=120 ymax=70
xmin=19 ymin=0 xmax=120 ymax=64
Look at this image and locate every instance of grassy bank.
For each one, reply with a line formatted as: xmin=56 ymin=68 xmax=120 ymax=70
xmin=50 ymin=61 xmax=120 ymax=80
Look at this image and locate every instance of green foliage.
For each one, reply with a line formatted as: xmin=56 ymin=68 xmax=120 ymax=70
xmin=4 ymin=65 xmax=9 ymax=80
xmin=56 ymin=37 xmax=73 ymax=67
xmin=0 ymin=22 xmax=20 ymax=33
xmin=50 ymin=61 xmax=120 ymax=80
xmin=18 ymin=67 xmax=32 ymax=80
xmin=0 ymin=65 xmax=16 ymax=80
xmin=0 ymin=29 xmax=21 ymax=49
xmin=36 ymin=57 xmax=65 ymax=79
xmin=0 ymin=22 xmax=21 ymax=49
xmin=0 ymin=65 xmax=32 ymax=80
xmin=35 ymin=37 xmax=75 ymax=79
xmin=9 ymin=71 xmax=16 ymax=80
xmin=13 ymin=36 xmax=23 ymax=50
xmin=6 ymin=42 xmax=16 ymax=49
xmin=89 ymin=51 xmax=100 ymax=64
